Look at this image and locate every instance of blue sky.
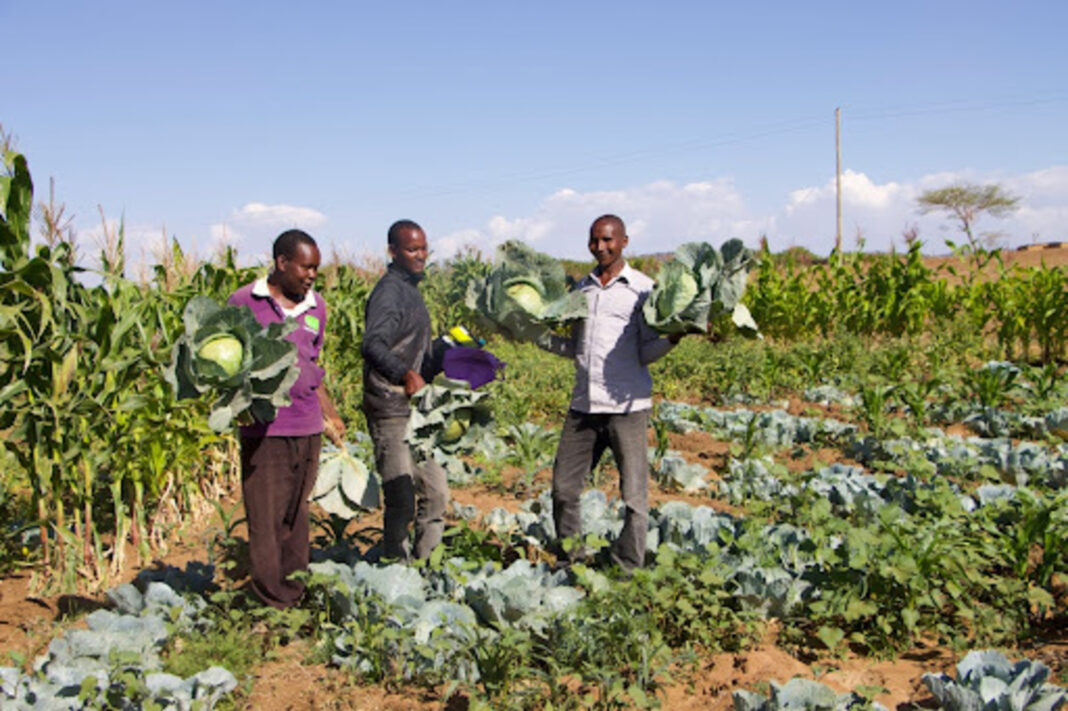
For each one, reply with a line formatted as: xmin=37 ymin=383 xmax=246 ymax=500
xmin=4 ymin=1 xmax=1067 ymax=269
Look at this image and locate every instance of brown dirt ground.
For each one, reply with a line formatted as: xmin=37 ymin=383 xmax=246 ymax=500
xmin=3 ymin=247 xmax=1066 ymax=708
xmin=923 ymin=243 xmax=1068 ymax=281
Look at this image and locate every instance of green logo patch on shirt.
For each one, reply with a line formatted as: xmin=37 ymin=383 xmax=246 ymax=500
xmin=304 ymin=314 xmax=320 ymax=333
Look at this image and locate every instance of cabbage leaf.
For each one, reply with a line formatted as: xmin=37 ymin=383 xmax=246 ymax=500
xmin=312 ymin=442 xmax=381 ymax=518
xmin=466 ymin=241 xmax=587 ymax=343
xmin=407 ymin=376 xmax=494 ymax=464
xmin=643 ymin=239 xmax=759 ymax=336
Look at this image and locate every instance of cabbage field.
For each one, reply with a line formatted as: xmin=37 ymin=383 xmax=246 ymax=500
xmin=1 ymin=148 xmax=1067 ymax=709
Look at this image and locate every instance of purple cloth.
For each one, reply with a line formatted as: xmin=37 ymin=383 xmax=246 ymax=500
xmin=228 ymin=282 xmax=326 ymax=437
xmin=442 ymin=347 xmax=505 ymax=389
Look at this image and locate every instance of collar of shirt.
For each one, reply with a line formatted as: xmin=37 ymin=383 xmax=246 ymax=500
xmin=252 ymin=276 xmax=318 ymax=318
xmin=583 ymin=261 xmax=636 ymax=289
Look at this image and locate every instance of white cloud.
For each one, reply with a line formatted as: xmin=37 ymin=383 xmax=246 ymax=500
xmin=433 ymin=228 xmax=482 ymax=259
xmin=203 ymin=202 xmax=329 ymax=264
xmin=1014 ymin=166 xmax=1068 ymax=198
xmin=767 ymin=166 xmax=1068 ymax=254
xmin=229 ymin=202 xmax=327 ymax=228
xmin=1005 ymin=167 xmax=1068 ymax=243
xmin=436 ymin=177 xmax=766 ymax=261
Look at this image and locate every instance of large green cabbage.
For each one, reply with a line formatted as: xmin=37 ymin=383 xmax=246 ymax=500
xmin=643 ymin=239 xmax=760 ymax=336
xmin=406 ymin=376 xmax=493 ymax=464
xmin=164 ymin=296 xmax=301 ymax=432
xmin=466 ymin=241 xmax=587 ymax=343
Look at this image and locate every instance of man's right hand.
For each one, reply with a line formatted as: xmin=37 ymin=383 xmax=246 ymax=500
xmin=403 ymin=370 xmax=426 ymax=396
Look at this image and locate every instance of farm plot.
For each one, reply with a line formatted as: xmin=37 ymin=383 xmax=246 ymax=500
xmin=2 ymin=147 xmax=1067 ymax=709
xmin=2 ymin=339 xmax=1066 ymax=709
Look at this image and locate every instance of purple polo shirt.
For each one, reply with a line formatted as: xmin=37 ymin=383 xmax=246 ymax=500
xmin=228 ymin=278 xmax=326 ymax=438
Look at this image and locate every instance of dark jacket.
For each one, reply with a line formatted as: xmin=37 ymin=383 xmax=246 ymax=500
xmin=361 ymin=264 xmax=442 ymax=418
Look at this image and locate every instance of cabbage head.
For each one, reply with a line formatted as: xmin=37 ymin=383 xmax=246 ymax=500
xmin=504 ymin=278 xmax=547 ymax=317
xmin=165 ymin=296 xmax=301 ymax=432
xmin=643 ymin=239 xmax=759 ymax=337
xmin=466 ymin=241 xmax=587 ymax=343
xmin=406 ymin=376 xmax=493 ymax=463
xmin=197 ymin=335 xmax=244 ymax=376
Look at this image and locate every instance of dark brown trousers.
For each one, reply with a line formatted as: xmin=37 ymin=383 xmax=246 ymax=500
xmin=240 ymin=434 xmax=321 ymax=609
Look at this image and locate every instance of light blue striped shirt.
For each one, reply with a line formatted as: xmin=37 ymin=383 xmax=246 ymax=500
xmin=543 ymin=263 xmax=674 ymax=414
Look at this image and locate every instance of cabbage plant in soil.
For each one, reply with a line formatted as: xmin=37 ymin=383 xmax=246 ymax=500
xmin=165 ymin=296 xmax=301 ymax=432
xmin=643 ymin=239 xmax=759 ymax=336
xmin=465 ymin=240 xmax=587 ymax=343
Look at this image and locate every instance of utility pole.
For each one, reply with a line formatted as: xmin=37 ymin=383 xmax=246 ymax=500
xmin=835 ymin=107 xmax=842 ymax=252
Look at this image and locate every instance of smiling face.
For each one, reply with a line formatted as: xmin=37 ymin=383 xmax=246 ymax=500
xmin=390 ymin=225 xmax=429 ymax=275
xmin=274 ymin=241 xmax=321 ymax=300
xmin=588 ymin=215 xmax=628 ymax=277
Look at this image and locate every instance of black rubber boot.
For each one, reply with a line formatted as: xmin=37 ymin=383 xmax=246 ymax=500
xmin=381 ymin=475 xmax=416 ymax=561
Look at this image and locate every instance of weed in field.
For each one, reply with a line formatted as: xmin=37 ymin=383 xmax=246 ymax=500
xmin=730 ymin=411 xmax=765 ymax=462
xmin=964 ymin=362 xmax=1021 ymax=410
xmin=896 ymin=376 xmax=942 ymax=431
xmin=542 ymin=591 xmax=680 ymax=709
xmin=503 ymin=422 xmax=559 ymax=494
xmin=206 ymin=500 xmax=247 ymax=588
xmin=161 ymin=591 xmax=295 ymax=696
xmin=856 ymin=382 xmax=897 ymax=440
xmin=1020 ymin=362 xmax=1067 ymax=411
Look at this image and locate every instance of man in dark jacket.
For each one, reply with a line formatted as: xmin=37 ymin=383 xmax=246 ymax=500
xmin=361 ymin=220 xmax=447 ymax=560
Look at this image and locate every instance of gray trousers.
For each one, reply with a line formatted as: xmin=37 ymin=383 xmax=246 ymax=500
xmin=551 ymin=409 xmax=650 ymax=569
xmin=367 ymin=416 xmax=448 ymax=560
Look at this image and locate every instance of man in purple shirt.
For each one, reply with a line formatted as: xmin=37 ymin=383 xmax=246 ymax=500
xmin=227 ymin=229 xmax=344 ymax=609
xmin=541 ymin=215 xmax=680 ymax=571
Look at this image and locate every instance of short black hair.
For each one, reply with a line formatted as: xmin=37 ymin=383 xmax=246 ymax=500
xmin=388 ymin=219 xmax=423 ymax=248
xmin=590 ymin=214 xmax=625 ymax=235
xmin=273 ymin=229 xmax=317 ymax=260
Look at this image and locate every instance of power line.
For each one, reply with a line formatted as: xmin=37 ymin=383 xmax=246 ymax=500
xmin=400 ymin=116 xmax=827 ymax=200
xmin=400 ymin=93 xmax=1068 ymax=200
xmin=844 ymin=93 xmax=1068 ymax=122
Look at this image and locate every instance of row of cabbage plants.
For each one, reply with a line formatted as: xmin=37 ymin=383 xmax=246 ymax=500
xmin=302 ymin=353 xmax=1066 ymax=706
xmin=4 ymin=476 xmax=1064 ymax=708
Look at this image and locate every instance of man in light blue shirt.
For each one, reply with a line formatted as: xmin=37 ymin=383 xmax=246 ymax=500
xmin=541 ymin=214 xmax=679 ymax=570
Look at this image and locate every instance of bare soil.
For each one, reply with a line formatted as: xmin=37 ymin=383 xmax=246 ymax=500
xmin=923 ymin=242 xmax=1068 ymax=278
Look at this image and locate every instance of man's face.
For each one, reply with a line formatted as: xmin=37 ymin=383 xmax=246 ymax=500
xmin=588 ymin=218 xmax=628 ymax=271
xmin=390 ymin=226 xmax=429 ymax=275
xmin=275 ymin=242 xmax=321 ymax=298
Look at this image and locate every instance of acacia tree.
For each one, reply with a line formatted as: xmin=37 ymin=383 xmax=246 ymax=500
xmin=917 ymin=182 xmax=1020 ymax=253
